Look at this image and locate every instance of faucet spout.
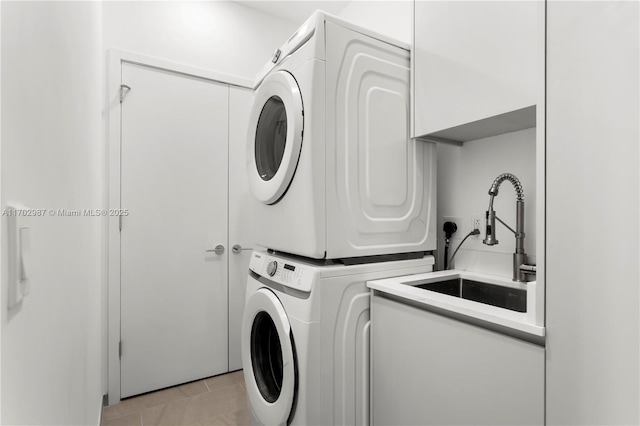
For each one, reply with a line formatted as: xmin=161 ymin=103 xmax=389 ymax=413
xmin=483 ymin=173 xmax=528 ymax=282
xmin=488 ymin=173 xmax=524 ymax=201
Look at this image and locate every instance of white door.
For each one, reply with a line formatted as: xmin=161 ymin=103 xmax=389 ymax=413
xmin=120 ymin=62 xmax=229 ymax=398
xmin=228 ymin=86 xmax=259 ymax=371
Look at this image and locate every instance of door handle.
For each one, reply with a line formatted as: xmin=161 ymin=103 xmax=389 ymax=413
xmin=232 ymin=244 xmax=253 ymax=254
xmin=205 ymin=244 xmax=225 ymax=255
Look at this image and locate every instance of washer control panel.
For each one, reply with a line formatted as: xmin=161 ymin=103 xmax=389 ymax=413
xmin=249 ymin=251 xmax=314 ymax=292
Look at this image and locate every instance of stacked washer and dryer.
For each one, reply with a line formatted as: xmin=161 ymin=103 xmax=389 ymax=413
xmin=241 ymin=11 xmax=436 ymax=426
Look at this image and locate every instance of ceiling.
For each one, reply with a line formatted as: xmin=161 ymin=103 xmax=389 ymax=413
xmin=235 ymin=1 xmax=350 ymax=24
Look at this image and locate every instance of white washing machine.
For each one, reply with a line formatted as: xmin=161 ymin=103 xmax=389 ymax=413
xmin=247 ymin=11 xmax=437 ymax=260
xmin=241 ymin=250 xmax=435 ymax=425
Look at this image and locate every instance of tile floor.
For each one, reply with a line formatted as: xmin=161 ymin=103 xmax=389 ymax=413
xmin=101 ymin=370 xmax=251 ymax=426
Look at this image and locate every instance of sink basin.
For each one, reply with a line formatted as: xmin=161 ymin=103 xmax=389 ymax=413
xmin=367 ymin=270 xmax=545 ymax=338
xmin=413 ymin=278 xmax=527 ymax=313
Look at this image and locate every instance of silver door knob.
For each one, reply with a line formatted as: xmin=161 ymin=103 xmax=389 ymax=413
xmin=232 ymin=244 xmax=253 ymax=254
xmin=206 ymin=244 xmax=225 ymax=255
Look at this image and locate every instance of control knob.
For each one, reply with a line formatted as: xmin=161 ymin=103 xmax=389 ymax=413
xmin=267 ymin=261 xmax=278 ymax=277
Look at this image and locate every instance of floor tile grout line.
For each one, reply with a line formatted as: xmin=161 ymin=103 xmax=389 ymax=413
xmin=206 ymin=381 xmax=243 ymax=394
xmin=139 ymin=411 xmax=143 ymax=426
xmin=204 ymin=378 xmax=211 ymax=392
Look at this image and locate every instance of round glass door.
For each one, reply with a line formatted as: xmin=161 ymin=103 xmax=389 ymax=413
xmin=247 ymin=71 xmax=303 ymax=204
xmin=255 ymin=96 xmax=287 ymax=182
xmin=250 ymin=311 xmax=284 ymax=403
xmin=242 ymin=287 xmax=297 ymax=425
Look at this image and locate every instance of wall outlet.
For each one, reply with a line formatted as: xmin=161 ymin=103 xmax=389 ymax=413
xmin=473 ymin=217 xmax=483 ymax=233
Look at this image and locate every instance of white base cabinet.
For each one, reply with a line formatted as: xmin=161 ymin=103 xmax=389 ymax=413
xmin=371 ymin=294 xmax=544 ymax=425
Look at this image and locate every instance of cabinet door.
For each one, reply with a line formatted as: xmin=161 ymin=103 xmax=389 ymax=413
xmin=413 ymin=1 xmax=540 ymax=141
xmin=371 ymin=295 xmax=544 ymax=425
xmin=546 ymin=1 xmax=640 ymax=423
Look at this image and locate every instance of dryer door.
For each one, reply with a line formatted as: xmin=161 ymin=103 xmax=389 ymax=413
xmin=242 ymin=286 xmax=297 ymax=425
xmin=247 ymin=70 xmax=303 ymax=205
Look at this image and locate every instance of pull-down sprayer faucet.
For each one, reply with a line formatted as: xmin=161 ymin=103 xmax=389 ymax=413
xmin=483 ymin=173 xmax=531 ymax=282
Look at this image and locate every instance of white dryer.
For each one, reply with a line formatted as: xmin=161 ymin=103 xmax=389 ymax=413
xmin=241 ymin=250 xmax=435 ymax=425
xmin=247 ymin=11 xmax=436 ymax=260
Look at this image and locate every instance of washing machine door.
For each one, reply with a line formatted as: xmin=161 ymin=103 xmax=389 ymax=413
xmin=242 ymin=287 xmax=297 ymax=425
xmin=247 ymin=70 xmax=303 ymax=205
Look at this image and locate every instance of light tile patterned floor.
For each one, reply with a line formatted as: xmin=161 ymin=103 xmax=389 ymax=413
xmin=101 ymin=370 xmax=251 ymax=426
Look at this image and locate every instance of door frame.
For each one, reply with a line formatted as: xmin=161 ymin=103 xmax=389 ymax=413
xmin=106 ymin=49 xmax=251 ymax=404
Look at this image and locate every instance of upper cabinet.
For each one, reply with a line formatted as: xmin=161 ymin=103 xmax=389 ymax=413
xmin=412 ymin=1 xmax=542 ymax=142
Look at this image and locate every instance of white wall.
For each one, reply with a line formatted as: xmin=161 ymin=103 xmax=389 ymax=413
xmin=436 ymin=129 xmax=536 ymax=276
xmin=546 ymin=1 xmax=639 ymax=423
xmin=1 ymin=2 xmax=104 ymax=425
xmin=103 ymin=1 xmax=299 ymax=83
xmin=338 ymin=0 xmax=412 ymax=45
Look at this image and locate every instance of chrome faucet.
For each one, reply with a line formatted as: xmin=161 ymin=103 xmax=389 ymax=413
xmin=483 ymin=173 xmax=532 ymax=282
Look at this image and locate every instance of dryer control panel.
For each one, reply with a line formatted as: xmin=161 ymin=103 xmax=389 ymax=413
xmin=249 ymin=251 xmax=315 ymax=292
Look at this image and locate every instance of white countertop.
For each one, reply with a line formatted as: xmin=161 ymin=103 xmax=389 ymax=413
xmin=367 ymin=269 xmax=545 ymax=338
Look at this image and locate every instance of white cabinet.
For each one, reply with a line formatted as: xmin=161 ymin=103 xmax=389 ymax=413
xmin=412 ymin=1 xmax=541 ymax=142
xmin=546 ymin=2 xmax=640 ymax=423
xmin=371 ymin=294 xmax=544 ymax=425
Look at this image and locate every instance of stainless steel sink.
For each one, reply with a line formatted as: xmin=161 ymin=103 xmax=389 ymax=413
xmin=413 ymin=278 xmax=527 ymax=313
